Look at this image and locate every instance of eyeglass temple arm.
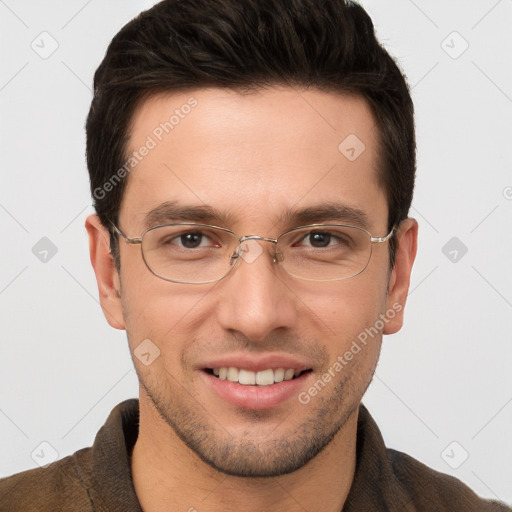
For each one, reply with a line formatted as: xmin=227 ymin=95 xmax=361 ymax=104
xmin=109 ymin=222 xmax=142 ymax=245
xmin=370 ymin=224 xmax=398 ymax=244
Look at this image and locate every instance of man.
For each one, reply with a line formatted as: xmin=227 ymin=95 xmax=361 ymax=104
xmin=1 ymin=0 xmax=510 ymax=510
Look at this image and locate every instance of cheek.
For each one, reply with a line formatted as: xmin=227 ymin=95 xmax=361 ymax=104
xmin=298 ymin=277 xmax=388 ymax=361
xmin=120 ymin=267 xmax=217 ymax=358
xmin=302 ymin=275 xmax=386 ymax=325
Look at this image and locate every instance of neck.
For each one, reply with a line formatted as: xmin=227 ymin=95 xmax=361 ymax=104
xmin=131 ymin=395 xmax=358 ymax=512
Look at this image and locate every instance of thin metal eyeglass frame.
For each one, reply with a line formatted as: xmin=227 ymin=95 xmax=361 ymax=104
xmin=110 ymin=221 xmax=397 ymax=284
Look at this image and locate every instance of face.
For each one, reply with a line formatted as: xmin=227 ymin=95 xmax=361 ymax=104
xmin=87 ymin=87 xmax=416 ymax=477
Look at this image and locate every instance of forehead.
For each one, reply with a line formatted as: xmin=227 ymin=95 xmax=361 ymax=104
xmin=120 ymin=87 xmax=387 ymax=232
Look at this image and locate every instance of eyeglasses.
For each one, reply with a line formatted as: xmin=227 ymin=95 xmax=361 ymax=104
xmin=110 ymin=222 xmax=396 ymax=284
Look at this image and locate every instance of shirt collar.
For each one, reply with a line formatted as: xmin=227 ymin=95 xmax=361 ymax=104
xmin=74 ymin=399 xmax=411 ymax=511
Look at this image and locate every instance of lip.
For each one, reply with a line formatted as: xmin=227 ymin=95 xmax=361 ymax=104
xmin=197 ymin=352 xmax=315 ymax=373
xmin=196 ymin=353 xmax=315 ymax=410
xmin=200 ymin=369 xmax=313 ymax=410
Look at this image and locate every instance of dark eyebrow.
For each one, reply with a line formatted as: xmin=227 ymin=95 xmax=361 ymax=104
xmin=143 ymin=200 xmax=370 ymax=231
xmin=143 ymin=200 xmax=234 ymax=229
xmin=278 ymin=203 xmax=371 ymax=230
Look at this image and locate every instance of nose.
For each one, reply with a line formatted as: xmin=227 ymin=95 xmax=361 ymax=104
xmin=215 ymin=239 xmax=298 ymax=342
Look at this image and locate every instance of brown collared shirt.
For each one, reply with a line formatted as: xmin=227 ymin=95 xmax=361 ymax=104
xmin=0 ymin=399 xmax=509 ymax=511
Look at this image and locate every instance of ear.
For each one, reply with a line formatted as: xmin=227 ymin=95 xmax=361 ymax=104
xmin=85 ymin=214 xmax=125 ymax=330
xmin=383 ymin=218 xmax=418 ymax=335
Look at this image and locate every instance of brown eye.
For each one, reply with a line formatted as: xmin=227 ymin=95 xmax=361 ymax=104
xmin=179 ymin=232 xmax=204 ymax=248
xmin=308 ymin=232 xmax=331 ymax=247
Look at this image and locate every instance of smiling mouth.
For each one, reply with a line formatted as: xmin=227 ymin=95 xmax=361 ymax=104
xmin=205 ymin=367 xmax=312 ymax=386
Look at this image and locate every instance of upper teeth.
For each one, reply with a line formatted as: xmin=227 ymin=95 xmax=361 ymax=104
xmin=212 ymin=367 xmax=299 ymax=386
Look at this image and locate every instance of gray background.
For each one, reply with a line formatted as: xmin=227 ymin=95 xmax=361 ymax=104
xmin=1 ymin=0 xmax=511 ymax=504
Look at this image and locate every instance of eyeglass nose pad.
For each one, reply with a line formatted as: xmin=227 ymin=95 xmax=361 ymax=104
xmin=273 ymin=250 xmax=284 ymax=264
xmin=229 ymin=240 xmax=255 ymax=267
xmin=229 ymin=251 xmax=240 ymax=266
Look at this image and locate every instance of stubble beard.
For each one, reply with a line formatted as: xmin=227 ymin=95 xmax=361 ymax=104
xmin=137 ymin=367 xmax=363 ymax=478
